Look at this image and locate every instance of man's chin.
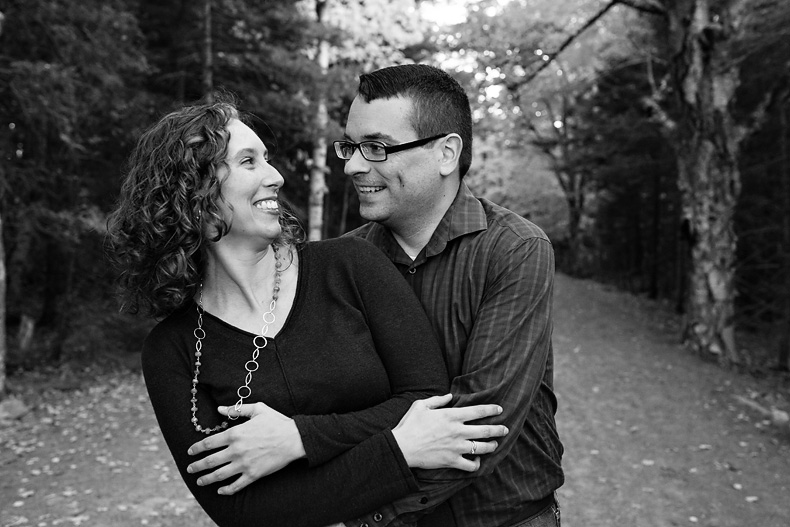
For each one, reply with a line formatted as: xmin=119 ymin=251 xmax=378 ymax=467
xmin=358 ymin=204 xmax=386 ymax=224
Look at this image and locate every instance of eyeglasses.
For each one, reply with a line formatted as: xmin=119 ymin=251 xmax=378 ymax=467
xmin=333 ymin=133 xmax=449 ymax=162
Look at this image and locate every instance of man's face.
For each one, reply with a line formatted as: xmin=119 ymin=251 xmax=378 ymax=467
xmin=342 ymin=95 xmax=446 ymax=232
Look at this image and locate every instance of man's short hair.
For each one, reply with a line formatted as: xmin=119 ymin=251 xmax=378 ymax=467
xmin=357 ymin=64 xmax=473 ymax=178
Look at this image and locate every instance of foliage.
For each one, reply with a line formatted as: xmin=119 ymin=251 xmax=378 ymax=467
xmin=442 ymin=0 xmax=631 ymax=273
xmin=0 ymin=0 xmax=434 ymax=368
xmin=0 ymin=0 xmax=151 ymax=365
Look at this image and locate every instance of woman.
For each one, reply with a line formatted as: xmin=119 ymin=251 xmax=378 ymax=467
xmin=107 ymin=99 xmax=504 ymax=527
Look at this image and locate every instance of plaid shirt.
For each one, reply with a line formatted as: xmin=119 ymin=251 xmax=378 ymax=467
xmin=347 ymin=183 xmax=564 ymax=527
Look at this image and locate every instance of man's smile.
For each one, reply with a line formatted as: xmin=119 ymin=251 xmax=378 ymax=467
xmin=357 ymin=185 xmax=386 ymax=194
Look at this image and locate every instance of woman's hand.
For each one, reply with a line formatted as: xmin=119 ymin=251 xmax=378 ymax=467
xmin=391 ymin=394 xmax=508 ymax=472
xmin=185 ymin=402 xmax=306 ymax=495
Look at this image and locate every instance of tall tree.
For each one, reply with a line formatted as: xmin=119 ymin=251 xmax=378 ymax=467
xmin=308 ymin=0 xmax=330 ymax=241
xmin=203 ymin=0 xmax=214 ymax=101
xmin=0 ymin=0 xmax=150 ymax=362
xmin=0 ymin=210 xmax=6 ymax=397
xmin=0 ymin=7 xmax=6 ymax=395
xmin=781 ymin=103 xmax=790 ymax=370
xmin=640 ymin=0 xmax=790 ymax=365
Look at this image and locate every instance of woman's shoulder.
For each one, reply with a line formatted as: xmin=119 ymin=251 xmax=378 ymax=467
xmin=143 ymin=304 xmax=194 ymax=348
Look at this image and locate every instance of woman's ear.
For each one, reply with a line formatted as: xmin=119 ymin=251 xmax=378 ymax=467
xmin=438 ymin=134 xmax=463 ymax=177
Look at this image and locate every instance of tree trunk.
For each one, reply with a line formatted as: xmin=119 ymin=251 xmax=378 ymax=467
xmin=202 ymin=0 xmax=213 ymax=102
xmin=565 ymin=191 xmax=582 ymax=274
xmin=649 ymin=167 xmax=662 ymax=299
xmin=667 ymin=0 xmax=744 ymax=366
xmin=338 ymin=174 xmax=353 ymax=235
xmin=779 ymin=102 xmax=790 ymax=370
xmin=308 ymin=1 xmax=329 ymax=241
xmin=0 ymin=14 xmax=7 ymax=396
xmin=0 ymin=212 xmax=7 ymax=397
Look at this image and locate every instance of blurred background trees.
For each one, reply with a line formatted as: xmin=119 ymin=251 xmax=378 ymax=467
xmin=0 ymin=0 xmax=788 ymax=390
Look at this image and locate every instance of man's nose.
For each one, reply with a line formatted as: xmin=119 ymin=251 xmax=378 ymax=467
xmin=343 ymin=147 xmax=370 ymax=177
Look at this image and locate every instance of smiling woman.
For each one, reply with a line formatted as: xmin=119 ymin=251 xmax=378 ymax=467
xmin=105 ymin=96 xmax=507 ymax=527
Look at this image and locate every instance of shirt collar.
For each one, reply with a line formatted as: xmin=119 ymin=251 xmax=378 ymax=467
xmin=364 ymin=182 xmax=488 ymax=264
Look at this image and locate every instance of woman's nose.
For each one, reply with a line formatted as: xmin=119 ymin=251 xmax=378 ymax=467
xmin=266 ymin=165 xmax=285 ymax=188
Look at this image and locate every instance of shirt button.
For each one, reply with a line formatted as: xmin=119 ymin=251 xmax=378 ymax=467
xmin=408 ymin=268 xmax=416 ymax=274
xmin=419 ymin=497 xmax=428 ymax=504
xmin=373 ymin=513 xmax=383 ymax=522
xmin=360 ymin=523 xmax=369 ymax=527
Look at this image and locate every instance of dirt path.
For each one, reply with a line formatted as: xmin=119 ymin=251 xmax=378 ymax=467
xmin=1 ymin=273 xmax=788 ymax=527
xmin=553 ymin=274 xmax=790 ymax=527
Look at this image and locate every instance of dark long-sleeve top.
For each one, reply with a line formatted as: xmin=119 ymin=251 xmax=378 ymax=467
xmin=141 ymin=237 xmax=449 ymax=527
xmin=349 ymin=183 xmax=564 ymax=527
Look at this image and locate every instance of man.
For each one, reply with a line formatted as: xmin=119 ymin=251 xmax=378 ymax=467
xmin=337 ymin=63 xmax=564 ymax=526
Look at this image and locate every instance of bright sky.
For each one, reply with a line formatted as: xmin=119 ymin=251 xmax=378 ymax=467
xmin=420 ymin=0 xmax=469 ymax=26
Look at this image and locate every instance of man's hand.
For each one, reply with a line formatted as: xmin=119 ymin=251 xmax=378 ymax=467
xmin=391 ymin=394 xmax=508 ymax=472
xmin=186 ymin=402 xmax=306 ymax=495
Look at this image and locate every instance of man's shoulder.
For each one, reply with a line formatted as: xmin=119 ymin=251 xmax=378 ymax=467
xmin=343 ymin=222 xmax=376 ymax=239
xmin=478 ymin=197 xmax=551 ymax=245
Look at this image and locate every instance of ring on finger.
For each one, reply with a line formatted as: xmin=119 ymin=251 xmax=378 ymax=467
xmin=469 ymin=440 xmax=477 ymax=455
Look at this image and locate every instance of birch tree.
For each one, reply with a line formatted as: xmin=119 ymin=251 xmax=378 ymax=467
xmin=299 ymin=0 xmax=427 ymax=239
xmin=639 ymin=0 xmax=789 ymax=365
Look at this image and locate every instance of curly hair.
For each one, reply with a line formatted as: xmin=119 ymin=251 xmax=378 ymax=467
xmin=107 ymin=98 xmax=304 ymax=317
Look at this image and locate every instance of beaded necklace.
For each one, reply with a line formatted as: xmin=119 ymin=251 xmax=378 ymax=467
xmin=190 ymin=244 xmax=283 ymax=434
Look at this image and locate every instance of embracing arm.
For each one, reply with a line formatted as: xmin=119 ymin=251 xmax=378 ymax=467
xmin=293 ymin=239 xmax=450 ymax=465
xmin=353 ymin=236 xmax=556 ymax=524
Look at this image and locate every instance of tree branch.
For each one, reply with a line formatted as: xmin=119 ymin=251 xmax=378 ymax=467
xmin=614 ymin=0 xmax=666 ymax=16
xmin=736 ymin=80 xmax=790 ymax=144
xmin=507 ymin=0 xmax=654 ymax=92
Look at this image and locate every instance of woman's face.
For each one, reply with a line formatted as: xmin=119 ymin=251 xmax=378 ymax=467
xmin=212 ymin=118 xmax=284 ymax=249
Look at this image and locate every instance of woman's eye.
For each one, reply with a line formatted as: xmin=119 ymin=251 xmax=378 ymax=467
xmin=241 ymin=157 xmax=254 ymax=165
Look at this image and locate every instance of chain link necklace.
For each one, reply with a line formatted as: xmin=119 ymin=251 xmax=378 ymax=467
xmin=190 ymin=244 xmax=283 ymax=434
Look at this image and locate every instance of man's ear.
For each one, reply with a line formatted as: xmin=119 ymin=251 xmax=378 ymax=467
xmin=439 ymin=134 xmax=462 ymax=177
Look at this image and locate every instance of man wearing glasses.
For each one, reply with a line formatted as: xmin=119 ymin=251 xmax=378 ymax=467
xmin=339 ymin=64 xmax=564 ymax=527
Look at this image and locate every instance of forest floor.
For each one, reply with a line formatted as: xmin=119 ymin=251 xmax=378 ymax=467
xmin=1 ymin=273 xmax=789 ymax=527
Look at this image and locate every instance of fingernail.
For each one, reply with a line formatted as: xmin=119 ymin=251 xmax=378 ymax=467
xmin=187 ymin=448 xmax=194 ymax=456
xmin=218 ymin=406 xmax=226 ymax=412
xmin=217 ymin=488 xmax=227 ymax=495
xmin=187 ymin=465 xmax=194 ymax=473
xmin=504 ymin=426 xmax=509 ymax=434
xmin=197 ymin=478 xmax=204 ymax=486
xmin=497 ymin=406 xmax=503 ymax=413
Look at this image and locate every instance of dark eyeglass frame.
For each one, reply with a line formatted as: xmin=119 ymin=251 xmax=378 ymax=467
xmin=333 ymin=133 xmax=450 ymax=162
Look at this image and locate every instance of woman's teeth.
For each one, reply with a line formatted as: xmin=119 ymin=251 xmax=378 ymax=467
xmin=255 ymin=200 xmax=278 ymax=210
